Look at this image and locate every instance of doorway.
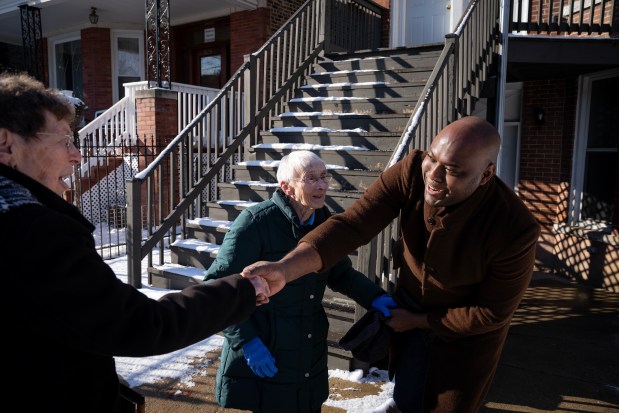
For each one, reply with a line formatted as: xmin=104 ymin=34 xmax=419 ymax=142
xmin=192 ymin=46 xmax=227 ymax=89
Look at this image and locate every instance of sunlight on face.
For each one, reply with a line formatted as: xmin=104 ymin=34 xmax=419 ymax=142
xmin=286 ymin=159 xmax=329 ymax=222
xmin=12 ymin=111 xmax=81 ymax=196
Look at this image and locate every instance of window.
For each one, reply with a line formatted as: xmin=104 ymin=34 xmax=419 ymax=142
xmin=571 ymin=69 xmax=619 ymax=229
xmin=112 ymin=31 xmax=144 ymax=102
xmin=49 ymin=35 xmax=83 ymax=100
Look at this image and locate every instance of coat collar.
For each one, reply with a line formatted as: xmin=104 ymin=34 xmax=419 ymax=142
xmin=0 ymin=163 xmax=95 ymax=231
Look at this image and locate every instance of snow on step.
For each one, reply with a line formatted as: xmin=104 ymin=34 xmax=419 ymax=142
xmin=289 ymin=96 xmax=367 ymax=102
xmin=217 ymin=200 xmax=261 ymax=207
xmin=268 ymin=126 xmax=368 ymax=133
xmin=238 ymin=159 xmax=349 ymax=170
xmin=253 ymin=143 xmax=369 ymax=151
xmin=186 ymin=217 xmax=232 ymax=230
xmin=230 ymin=180 xmax=279 ymax=186
xmin=171 ymin=238 xmax=220 ymax=254
xmin=152 ymin=263 xmax=206 ymax=282
xmin=311 ymin=69 xmax=380 ymax=76
xmin=237 ymin=160 xmax=281 ymax=167
xmin=300 ymin=81 xmax=387 ymax=89
xmin=279 ymin=111 xmax=370 ymax=117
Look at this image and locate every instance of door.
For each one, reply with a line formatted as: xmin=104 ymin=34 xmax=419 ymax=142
xmin=391 ymin=0 xmax=466 ymax=48
xmin=408 ymin=0 xmax=451 ymax=45
xmin=192 ymin=46 xmax=227 ymax=89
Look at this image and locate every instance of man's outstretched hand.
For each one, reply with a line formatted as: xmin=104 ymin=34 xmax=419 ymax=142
xmin=242 ymin=261 xmax=287 ymax=298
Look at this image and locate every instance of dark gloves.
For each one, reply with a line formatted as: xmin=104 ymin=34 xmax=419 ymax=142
xmin=242 ymin=337 xmax=278 ymax=378
xmin=371 ymin=293 xmax=398 ymax=317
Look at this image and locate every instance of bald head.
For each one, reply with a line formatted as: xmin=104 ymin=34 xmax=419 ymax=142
xmin=436 ymin=116 xmax=501 ymax=166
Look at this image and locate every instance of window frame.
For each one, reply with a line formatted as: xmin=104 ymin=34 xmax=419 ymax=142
xmin=570 ymin=68 xmax=619 ymax=228
xmin=47 ymin=32 xmax=82 ymax=97
xmin=111 ymin=30 xmax=145 ymax=103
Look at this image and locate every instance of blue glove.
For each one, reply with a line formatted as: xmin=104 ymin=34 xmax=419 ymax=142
xmin=242 ymin=337 xmax=278 ymax=378
xmin=371 ymin=294 xmax=398 ymax=317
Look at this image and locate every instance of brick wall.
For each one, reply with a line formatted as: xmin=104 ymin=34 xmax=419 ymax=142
xmin=230 ymin=8 xmax=271 ymax=74
xmin=518 ymin=77 xmax=578 ymax=227
xmin=373 ymin=0 xmax=391 ymax=47
xmin=81 ymin=27 xmax=113 ymax=121
xmin=268 ymin=0 xmax=305 ymax=31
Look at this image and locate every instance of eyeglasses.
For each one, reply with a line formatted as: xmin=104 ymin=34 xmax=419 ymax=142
xmin=36 ymin=132 xmax=77 ymax=152
xmin=293 ymin=174 xmax=332 ymax=185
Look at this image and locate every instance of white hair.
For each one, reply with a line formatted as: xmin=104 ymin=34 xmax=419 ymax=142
xmin=276 ymin=150 xmax=325 ymax=182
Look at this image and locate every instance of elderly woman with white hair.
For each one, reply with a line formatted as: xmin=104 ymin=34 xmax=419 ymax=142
xmin=204 ymin=150 xmax=396 ymax=413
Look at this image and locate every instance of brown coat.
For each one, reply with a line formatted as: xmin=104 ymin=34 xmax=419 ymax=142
xmin=301 ymin=150 xmax=540 ymax=412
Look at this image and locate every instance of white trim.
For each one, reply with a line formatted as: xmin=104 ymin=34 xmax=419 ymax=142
xmin=569 ymin=68 xmax=619 ymax=225
xmin=111 ymin=30 xmax=145 ymax=103
xmin=390 ymin=0 xmax=407 ymax=48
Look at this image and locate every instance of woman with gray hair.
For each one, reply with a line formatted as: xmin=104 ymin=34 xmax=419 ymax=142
xmin=205 ymin=150 xmax=396 ymax=413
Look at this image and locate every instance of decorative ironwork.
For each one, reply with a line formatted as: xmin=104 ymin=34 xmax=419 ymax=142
xmin=19 ymin=5 xmax=44 ymax=81
xmin=145 ymin=0 xmax=171 ymax=88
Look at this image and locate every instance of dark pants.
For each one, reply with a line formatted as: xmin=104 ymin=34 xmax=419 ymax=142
xmin=392 ymin=330 xmax=430 ymax=413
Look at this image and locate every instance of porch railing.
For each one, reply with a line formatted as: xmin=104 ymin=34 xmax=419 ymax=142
xmin=126 ymin=0 xmax=384 ymax=285
xmin=77 ymin=82 xmax=219 ymax=179
xmin=509 ymin=0 xmax=617 ymax=35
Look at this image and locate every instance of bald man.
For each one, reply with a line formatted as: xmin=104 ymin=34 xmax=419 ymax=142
xmin=243 ymin=116 xmax=540 ymax=412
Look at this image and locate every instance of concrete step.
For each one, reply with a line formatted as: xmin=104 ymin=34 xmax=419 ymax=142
xmin=232 ymin=165 xmax=381 ymax=191
xmin=272 ymin=112 xmax=411 ymax=133
xmin=259 ymin=130 xmax=400 ymax=151
xmin=250 ymin=145 xmax=391 ymax=172
xmin=185 ymin=217 xmax=232 ymax=244
xmin=170 ymin=238 xmax=219 ymax=270
xmin=285 ymin=96 xmax=418 ymax=115
xmin=216 ymin=182 xmax=363 ymax=213
xmin=307 ymin=67 xmax=433 ymax=85
xmin=315 ymin=49 xmax=441 ymax=72
xmin=295 ymin=81 xmax=425 ymax=99
xmin=149 ymin=263 xmax=205 ymax=290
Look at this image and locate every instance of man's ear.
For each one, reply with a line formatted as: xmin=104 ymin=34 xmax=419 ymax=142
xmin=479 ymin=163 xmax=496 ymax=186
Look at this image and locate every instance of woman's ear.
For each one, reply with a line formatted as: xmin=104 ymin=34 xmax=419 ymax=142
xmin=0 ymin=128 xmax=16 ymax=167
xmin=280 ymin=180 xmax=295 ymax=196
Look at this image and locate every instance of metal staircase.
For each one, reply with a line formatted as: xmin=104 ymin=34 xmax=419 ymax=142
xmin=124 ymin=0 xmax=502 ymax=370
xmin=147 ymin=45 xmax=442 ymax=369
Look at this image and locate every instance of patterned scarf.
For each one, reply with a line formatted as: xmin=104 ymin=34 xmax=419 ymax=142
xmin=0 ymin=175 xmax=40 ymax=213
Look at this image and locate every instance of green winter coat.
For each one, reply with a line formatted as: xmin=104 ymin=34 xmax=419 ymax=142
xmin=204 ymin=189 xmax=385 ymax=413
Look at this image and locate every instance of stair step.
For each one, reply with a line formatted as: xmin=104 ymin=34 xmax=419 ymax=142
xmin=296 ymin=81 xmax=425 ymax=98
xmin=259 ymin=130 xmax=400 ymax=151
xmin=185 ymin=217 xmax=233 ymax=244
xmin=217 ymin=183 xmax=363 ymax=212
xmin=272 ymin=112 xmax=410 ymax=133
xmin=286 ymin=96 xmax=418 ymax=115
xmin=250 ymin=146 xmax=390 ymax=172
xmin=315 ymin=51 xmax=441 ymax=72
xmin=307 ymin=67 xmax=433 ymax=85
xmin=232 ymin=164 xmax=380 ymax=191
xmin=170 ymin=238 xmax=220 ymax=269
xmin=149 ymin=263 xmax=205 ymax=289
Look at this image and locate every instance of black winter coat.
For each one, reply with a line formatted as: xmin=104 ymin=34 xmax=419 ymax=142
xmin=0 ymin=164 xmax=257 ymax=413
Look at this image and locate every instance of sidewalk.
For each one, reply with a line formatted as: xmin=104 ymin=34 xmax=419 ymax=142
xmin=481 ymin=272 xmax=619 ymax=412
xmin=137 ymin=271 xmax=619 ymax=412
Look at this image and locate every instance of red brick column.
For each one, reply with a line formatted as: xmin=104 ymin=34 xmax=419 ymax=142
xmin=81 ymin=27 xmax=112 ymax=121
